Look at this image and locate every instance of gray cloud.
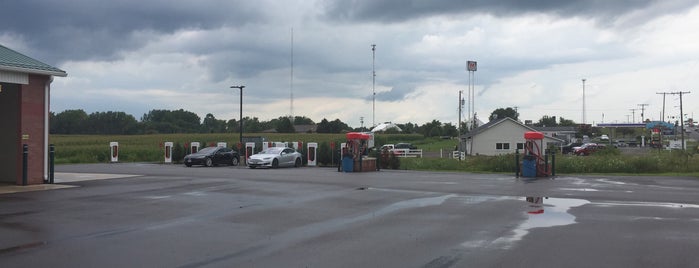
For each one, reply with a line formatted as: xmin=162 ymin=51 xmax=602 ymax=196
xmin=321 ymin=0 xmax=668 ymax=24
xmin=0 ymin=0 xmax=263 ymax=64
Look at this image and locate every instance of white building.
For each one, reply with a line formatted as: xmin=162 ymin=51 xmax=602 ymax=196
xmin=462 ymin=117 xmax=564 ymax=156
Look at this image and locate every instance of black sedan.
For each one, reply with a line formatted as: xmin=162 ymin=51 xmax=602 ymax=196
xmin=184 ymin=146 xmax=240 ymax=167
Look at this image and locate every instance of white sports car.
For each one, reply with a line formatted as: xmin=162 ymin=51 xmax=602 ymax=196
xmin=248 ymin=147 xmax=303 ymax=168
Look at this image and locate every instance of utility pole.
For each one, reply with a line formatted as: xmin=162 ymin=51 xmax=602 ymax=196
xmin=657 ymin=91 xmax=691 ymax=150
xmin=629 ymin=108 xmax=637 ymax=123
xmin=638 ymin=104 xmax=649 ymax=123
xmin=582 ymin=79 xmax=587 ymax=125
xmin=657 ymin=92 xmax=668 ymax=121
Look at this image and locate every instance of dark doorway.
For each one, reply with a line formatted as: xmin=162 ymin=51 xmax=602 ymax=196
xmin=0 ymin=82 xmax=20 ymax=183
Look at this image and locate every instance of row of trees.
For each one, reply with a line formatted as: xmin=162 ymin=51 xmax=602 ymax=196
xmin=50 ymin=108 xmax=464 ymax=137
xmin=51 ymin=107 xmax=585 ymax=137
xmin=50 ymin=109 xmax=322 ymax=135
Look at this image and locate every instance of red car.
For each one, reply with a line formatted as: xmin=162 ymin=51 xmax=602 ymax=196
xmin=573 ymin=143 xmax=605 ymax=156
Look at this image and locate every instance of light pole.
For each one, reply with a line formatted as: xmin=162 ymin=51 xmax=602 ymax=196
xmin=230 ymin=85 xmax=245 ymax=149
xmin=582 ymin=78 xmax=586 ymax=125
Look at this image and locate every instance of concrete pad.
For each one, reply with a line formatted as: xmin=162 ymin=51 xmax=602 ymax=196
xmin=54 ymin=172 xmax=141 ymax=183
xmin=0 ymin=173 xmax=140 ymax=195
xmin=0 ymin=183 xmax=76 ymax=194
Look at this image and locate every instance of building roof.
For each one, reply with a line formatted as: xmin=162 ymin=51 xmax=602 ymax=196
xmin=463 ymin=117 xmax=565 ymax=142
xmin=0 ymin=44 xmax=67 ymax=77
xmin=532 ymin=126 xmax=577 ymax=132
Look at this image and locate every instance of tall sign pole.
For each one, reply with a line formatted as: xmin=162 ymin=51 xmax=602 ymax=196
xmin=466 ymin=60 xmax=477 ymax=156
xmin=467 ymin=61 xmax=477 ymax=129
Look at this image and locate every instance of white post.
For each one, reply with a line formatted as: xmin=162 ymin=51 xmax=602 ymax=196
xmin=110 ymin=142 xmax=119 ymax=162
xmin=190 ymin=142 xmax=200 ymax=153
xmin=307 ymin=142 xmax=318 ymax=166
xmin=164 ymin=142 xmax=173 ymax=163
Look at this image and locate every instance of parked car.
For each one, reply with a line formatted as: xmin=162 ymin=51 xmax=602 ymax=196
xmin=248 ymin=147 xmax=303 ymax=169
xmin=184 ymin=146 xmax=240 ymax=167
xmin=560 ymin=142 xmax=583 ymax=154
xmin=600 ymin=134 xmax=609 ymax=141
xmin=573 ymin=143 xmax=606 ymax=156
xmin=394 ymin=143 xmax=417 ymax=149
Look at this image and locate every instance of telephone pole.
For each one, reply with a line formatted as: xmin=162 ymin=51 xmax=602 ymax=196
xmin=629 ymin=108 xmax=637 ymax=123
xmin=638 ymin=104 xmax=649 ymax=122
xmin=657 ymin=91 xmax=691 ymax=150
xmin=656 ymin=92 xmax=668 ymax=121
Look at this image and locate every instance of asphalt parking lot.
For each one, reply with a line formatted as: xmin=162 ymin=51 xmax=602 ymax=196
xmin=2 ymin=163 xmax=699 ymax=267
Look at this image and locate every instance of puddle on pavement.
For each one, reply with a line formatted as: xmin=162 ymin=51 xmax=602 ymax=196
xmin=486 ymin=196 xmax=589 ymax=249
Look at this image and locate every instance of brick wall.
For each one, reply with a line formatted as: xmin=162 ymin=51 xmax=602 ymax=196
xmin=17 ymin=74 xmax=49 ymax=185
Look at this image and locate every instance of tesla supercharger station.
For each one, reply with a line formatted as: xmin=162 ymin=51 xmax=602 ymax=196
xmin=293 ymin=141 xmax=302 ymax=151
xmin=110 ymin=142 xmax=119 ymax=162
xmin=262 ymin=142 xmax=271 ymax=151
xmin=190 ymin=142 xmax=200 ymax=153
xmin=307 ymin=142 xmax=318 ymax=166
xmin=245 ymin=142 xmax=255 ymax=164
xmin=217 ymin=142 xmax=227 ymax=148
xmin=164 ymin=142 xmax=173 ymax=163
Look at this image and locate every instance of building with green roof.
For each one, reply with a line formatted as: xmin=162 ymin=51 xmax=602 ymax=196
xmin=1 ymin=44 xmax=67 ymax=185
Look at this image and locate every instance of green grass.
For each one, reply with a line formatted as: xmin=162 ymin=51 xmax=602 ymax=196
xmin=50 ymin=133 xmax=699 ymax=176
xmin=50 ymin=133 xmax=348 ymax=164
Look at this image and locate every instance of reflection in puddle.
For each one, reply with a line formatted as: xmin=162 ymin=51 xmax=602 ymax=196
xmin=490 ymin=196 xmax=589 ymax=249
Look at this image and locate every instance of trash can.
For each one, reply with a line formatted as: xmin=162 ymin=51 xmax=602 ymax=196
xmin=522 ymin=155 xmax=536 ymax=178
xmin=342 ymin=156 xmax=354 ymax=172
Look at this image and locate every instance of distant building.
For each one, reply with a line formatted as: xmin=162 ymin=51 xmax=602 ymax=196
xmin=461 ymin=117 xmax=564 ymax=156
xmin=532 ymin=126 xmax=577 ymax=143
xmin=0 ymin=44 xmax=67 ymax=185
xmin=262 ymin=124 xmax=317 ymax=133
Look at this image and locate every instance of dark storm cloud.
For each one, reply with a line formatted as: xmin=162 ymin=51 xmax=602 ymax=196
xmin=0 ymin=0 xmax=263 ymax=64
xmin=368 ymin=85 xmax=417 ymax=102
xmin=321 ymin=0 xmax=674 ymax=24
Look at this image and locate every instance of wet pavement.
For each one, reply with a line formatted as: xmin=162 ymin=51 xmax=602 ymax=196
xmin=1 ymin=163 xmax=699 ymax=267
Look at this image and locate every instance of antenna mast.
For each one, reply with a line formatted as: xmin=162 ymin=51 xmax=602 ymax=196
xmin=372 ymin=44 xmax=376 ymax=128
xmin=290 ymin=27 xmax=294 ymax=120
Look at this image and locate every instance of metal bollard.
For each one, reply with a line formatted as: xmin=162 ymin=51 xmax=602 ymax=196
xmin=551 ymin=150 xmax=556 ymax=177
xmin=49 ymin=144 xmax=55 ymax=184
xmin=544 ymin=149 xmax=549 ymax=174
xmin=515 ymin=149 xmax=520 ymax=178
xmin=22 ymin=144 xmax=28 ymax=186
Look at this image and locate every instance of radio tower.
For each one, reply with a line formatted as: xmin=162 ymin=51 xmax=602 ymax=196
xmin=372 ymin=44 xmax=376 ymax=128
xmin=289 ymin=27 xmax=294 ymax=121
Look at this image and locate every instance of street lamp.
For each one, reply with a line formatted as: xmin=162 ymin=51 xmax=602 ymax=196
xmin=230 ymin=85 xmax=245 ymax=149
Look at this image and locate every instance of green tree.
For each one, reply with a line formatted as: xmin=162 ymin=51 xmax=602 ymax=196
xmin=276 ymin=117 xmax=296 ymax=133
xmin=489 ymin=107 xmax=519 ymax=121
xmin=51 ymin=109 xmax=88 ymax=134
xmin=317 ymin=118 xmax=350 ymax=133
xmin=442 ymin=123 xmax=458 ymax=137
xmin=293 ymin=116 xmax=314 ymax=125
xmin=202 ymin=113 xmax=226 ymax=133
xmin=558 ymin=117 xmax=577 ymax=127
xmin=141 ymin=109 xmax=201 ymax=133
xmin=421 ymin=120 xmax=443 ymax=137
xmin=86 ymin=111 xmax=139 ymax=134
xmin=536 ymin=115 xmax=558 ymax=127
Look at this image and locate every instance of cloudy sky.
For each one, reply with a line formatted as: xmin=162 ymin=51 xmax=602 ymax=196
xmin=2 ymin=0 xmax=698 ymax=128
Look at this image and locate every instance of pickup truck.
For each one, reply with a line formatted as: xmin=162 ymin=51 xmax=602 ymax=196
xmin=379 ymin=143 xmax=421 ymax=157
